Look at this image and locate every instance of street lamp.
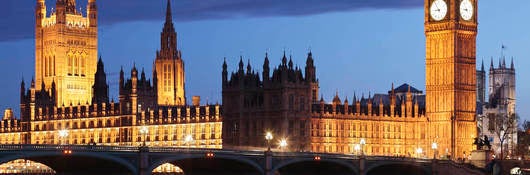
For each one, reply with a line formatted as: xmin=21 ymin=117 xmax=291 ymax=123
xmin=431 ymin=142 xmax=438 ymax=159
xmin=139 ymin=126 xmax=148 ymax=146
xmin=265 ymin=132 xmax=273 ymax=151
xmin=416 ymin=147 xmax=423 ymax=158
xmin=354 ymin=144 xmax=361 ymax=155
xmin=279 ymin=138 xmax=288 ymax=151
xmin=58 ymin=129 xmax=69 ymax=145
xmin=360 ymin=138 xmax=366 ymax=156
xmin=185 ymin=134 xmax=193 ymax=148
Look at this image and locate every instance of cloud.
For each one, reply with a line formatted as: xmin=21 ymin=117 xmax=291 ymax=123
xmin=0 ymin=0 xmax=422 ymax=42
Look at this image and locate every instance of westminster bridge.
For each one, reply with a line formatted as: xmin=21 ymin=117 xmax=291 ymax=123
xmin=0 ymin=144 xmax=487 ymax=175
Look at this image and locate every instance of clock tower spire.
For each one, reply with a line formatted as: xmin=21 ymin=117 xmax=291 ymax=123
xmin=425 ymin=0 xmax=478 ymax=159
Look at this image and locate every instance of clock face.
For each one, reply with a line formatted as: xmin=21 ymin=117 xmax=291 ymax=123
xmin=430 ymin=0 xmax=447 ymax=21
xmin=460 ymin=0 xmax=474 ymax=20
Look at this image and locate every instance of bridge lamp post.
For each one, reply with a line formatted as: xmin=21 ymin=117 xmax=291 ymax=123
xmin=431 ymin=142 xmax=438 ymax=159
xmin=416 ymin=147 xmax=423 ymax=158
xmin=185 ymin=134 xmax=193 ymax=149
xmin=360 ymin=138 xmax=366 ymax=156
xmin=139 ymin=126 xmax=148 ymax=147
xmin=58 ymin=129 xmax=69 ymax=145
xmin=279 ymin=138 xmax=288 ymax=152
xmin=265 ymin=132 xmax=273 ymax=151
xmin=354 ymin=144 xmax=361 ymax=155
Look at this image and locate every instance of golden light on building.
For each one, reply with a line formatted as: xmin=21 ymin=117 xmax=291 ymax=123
xmin=0 ymin=159 xmax=55 ymax=174
xmin=152 ymin=163 xmax=184 ymax=175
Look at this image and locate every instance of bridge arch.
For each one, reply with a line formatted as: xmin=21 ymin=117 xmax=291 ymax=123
xmin=150 ymin=153 xmax=264 ymax=174
xmin=272 ymin=157 xmax=359 ymax=175
xmin=0 ymin=151 xmax=137 ymax=174
xmin=366 ymin=161 xmax=430 ymax=175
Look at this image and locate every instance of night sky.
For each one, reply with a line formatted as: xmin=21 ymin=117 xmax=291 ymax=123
xmin=0 ymin=0 xmax=528 ymax=121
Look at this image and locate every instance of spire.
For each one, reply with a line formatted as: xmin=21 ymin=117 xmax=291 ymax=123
xmin=165 ymin=0 xmax=172 ymax=24
xmin=502 ymin=57 xmax=506 ymax=68
xmin=288 ymin=55 xmax=293 ymax=69
xmin=223 ymin=57 xmax=228 ymax=70
xmin=510 ymin=57 xmax=514 ymax=70
xmin=238 ymin=56 xmax=244 ymax=71
xmin=246 ymin=59 xmax=252 ymax=74
xmin=353 ymin=92 xmax=357 ymax=102
xmin=263 ymin=52 xmax=270 ymax=70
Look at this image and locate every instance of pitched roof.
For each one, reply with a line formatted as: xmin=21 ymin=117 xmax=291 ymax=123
xmin=388 ymin=83 xmax=423 ymax=94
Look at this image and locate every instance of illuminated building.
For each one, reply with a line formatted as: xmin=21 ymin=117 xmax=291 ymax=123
xmin=0 ymin=0 xmax=222 ymax=149
xmin=223 ymin=0 xmax=480 ymax=158
xmin=35 ymin=0 xmax=98 ymax=106
xmin=222 ymin=53 xmax=430 ymax=157
xmin=0 ymin=0 xmax=481 ymax=161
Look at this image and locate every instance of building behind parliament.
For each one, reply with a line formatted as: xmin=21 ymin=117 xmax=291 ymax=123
xmin=0 ymin=0 xmax=484 ymax=159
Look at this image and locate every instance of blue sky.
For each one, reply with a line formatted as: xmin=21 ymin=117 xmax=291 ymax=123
xmin=0 ymin=0 xmax=528 ymax=121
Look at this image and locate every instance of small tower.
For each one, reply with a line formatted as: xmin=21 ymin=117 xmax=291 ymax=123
xmin=263 ymin=53 xmax=270 ymax=82
xmin=222 ymin=57 xmax=228 ymax=86
xmin=154 ymin=0 xmax=186 ymax=106
xmin=88 ymin=0 xmax=98 ymax=27
xmin=92 ymin=57 xmax=109 ymax=104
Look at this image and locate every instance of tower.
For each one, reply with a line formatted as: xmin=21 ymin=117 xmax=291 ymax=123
xmin=425 ymin=0 xmax=478 ymax=158
xmin=35 ymin=0 xmax=98 ymax=106
xmin=154 ymin=0 xmax=186 ymax=106
xmin=92 ymin=57 xmax=109 ymax=104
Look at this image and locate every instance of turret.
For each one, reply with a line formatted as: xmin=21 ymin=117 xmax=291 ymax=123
xmin=152 ymin=65 xmax=158 ymax=93
xmin=390 ymin=83 xmax=396 ymax=117
xmin=51 ymin=79 xmax=57 ymax=105
xmin=119 ymin=66 xmax=124 ymax=92
xmin=305 ymin=51 xmax=316 ymax=83
xmin=65 ymin=0 xmax=77 ymax=14
xmin=288 ymin=56 xmax=294 ymax=69
xmin=36 ymin=0 xmax=46 ymax=28
xmin=88 ymin=0 xmax=98 ymax=27
xmin=20 ymin=78 xmax=26 ymax=103
xmin=246 ymin=59 xmax=252 ymax=75
xmin=55 ymin=0 xmax=67 ymax=24
xmin=238 ymin=56 xmax=244 ymax=75
xmin=406 ymin=86 xmax=412 ymax=117
xmin=92 ymin=57 xmax=109 ymax=104
xmin=263 ymin=53 xmax=270 ymax=82
xmin=222 ymin=57 xmax=228 ymax=86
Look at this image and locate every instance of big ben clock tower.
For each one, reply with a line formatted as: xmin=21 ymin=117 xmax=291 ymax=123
xmin=425 ymin=0 xmax=477 ymax=159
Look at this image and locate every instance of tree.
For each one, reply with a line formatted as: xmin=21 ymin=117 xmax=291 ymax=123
xmin=491 ymin=113 xmax=518 ymax=159
xmin=516 ymin=120 xmax=530 ymax=158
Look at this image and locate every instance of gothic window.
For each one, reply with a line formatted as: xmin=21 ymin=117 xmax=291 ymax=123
xmin=68 ymin=54 xmax=73 ymax=75
xmin=80 ymin=52 xmax=86 ymax=76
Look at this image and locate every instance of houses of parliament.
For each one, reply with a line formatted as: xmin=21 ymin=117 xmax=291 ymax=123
xmin=0 ymin=0 xmax=482 ymax=159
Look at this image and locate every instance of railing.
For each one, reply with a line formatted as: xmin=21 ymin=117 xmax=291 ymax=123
xmin=0 ymin=144 xmax=446 ymax=164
